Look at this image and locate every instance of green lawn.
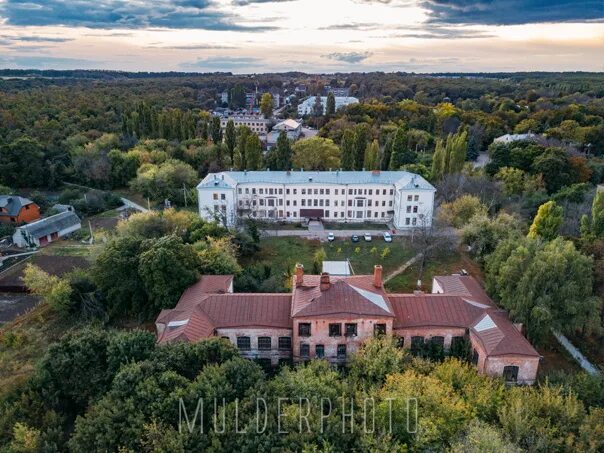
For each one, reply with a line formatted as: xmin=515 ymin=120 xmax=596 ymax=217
xmin=244 ymin=237 xmax=414 ymax=283
xmin=385 ymin=248 xmax=465 ymax=293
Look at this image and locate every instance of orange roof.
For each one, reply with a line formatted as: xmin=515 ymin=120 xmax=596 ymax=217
xmin=292 ymin=274 xmax=393 ymax=318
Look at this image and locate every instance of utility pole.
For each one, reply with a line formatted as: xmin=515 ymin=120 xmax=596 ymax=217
xmin=182 ymin=183 xmax=188 ymax=208
xmin=88 ymin=220 xmax=94 ymax=244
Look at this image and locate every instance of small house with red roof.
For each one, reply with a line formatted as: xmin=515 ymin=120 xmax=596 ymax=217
xmin=156 ymin=267 xmax=540 ymax=384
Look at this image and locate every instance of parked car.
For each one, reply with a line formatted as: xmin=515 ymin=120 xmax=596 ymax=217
xmin=383 ymin=232 xmax=392 ymax=242
xmin=351 ymin=234 xmax=359 ymax=243
xmin=364 ymin=233 xmax=372 ymax=242
xmin=327 ymin=232 xmax=335 ymax=242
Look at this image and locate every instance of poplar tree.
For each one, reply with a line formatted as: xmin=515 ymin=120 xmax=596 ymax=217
xmin=528 ymin=200 xmax=563 ymax=241
xmin=364 ymin=140 xmax=380 ymax=170
xmin=354 ymin=124 xmax=369 ymax=170
xmin=325 ymin=92 xmax=336 ymax=116
xmin=210 ymin=116 xmax=222 ymax=144
xmin=224 ymin=120 xmax=236 ymax=164
xmin=389 ymin=127 xmax=414 ymax=170
xmin=341 ymin=130 xmax=356 ymax=170
xmin=246 ymin=134 xmax=262 ymax=170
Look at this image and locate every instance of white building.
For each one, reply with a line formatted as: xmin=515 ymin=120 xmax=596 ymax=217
xmin=220 ymin=115 xmax=269 ymax=135
xmin=297 ymin=96 xmax=359 ymax=116
xmin=197 ymin=170 xmax=435 ymax=229
xmin=266 ymin=119 xmax=302 ymax=149
xmin=493 ymin=133 xmax=538 ymax=144
xmin=12 ymin=211 xmax=81 ymax=248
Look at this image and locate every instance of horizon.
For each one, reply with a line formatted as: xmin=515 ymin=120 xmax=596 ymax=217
xmin=0 ymin=0 xmax=602 ymax=73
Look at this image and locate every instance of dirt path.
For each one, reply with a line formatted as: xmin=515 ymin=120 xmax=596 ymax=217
xmin=383 ymin=252 xmax=423 ymax=284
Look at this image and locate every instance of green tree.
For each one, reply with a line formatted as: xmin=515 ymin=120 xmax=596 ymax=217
xmin=210 ymin=116 xmax=222 ymax=144
xmin=196 ymin=236 xmax=242 ymax=275
xmin=260 ymin=93 xmax=273 ymax=118
xmin=22 ymin=264 xmax=73 ymax=316
xmin=486 ymin=237 xmax=600 ymax=343
xmin=439 ymin=195 xmax=487 ymax=229
xmin=527 ymin=200 xmax=563 ymax=241
xmin=389 ymin=127 xmax=414 ymax=170
xmin=292 ymin=137 xmax=341 ymax=170
xmin=353 ymin=124 xmax=369 ymax=170
xmin=431 ymin=131 xmax=468 ymax=179
xmin=138 ymin=235 xmax=201 ymax=312
xmin=224 ymin=119 xmax=237 ymax=164
xmin=234 ymin=126 xmax=251 ymax=170
xmin=325 ymin=92 xmax=336 ymax=116
xmin=246 ymin=133 xmax=262 ymax=170
xmin=229 ymin=85 xmax=246 ymax=109
xmin=592 ymin=190 xmax=604 ymax=237
xmin=340 ymin=130 xmax=355 ymax=170
xmin=461 ymin=212 xmax=523 ymax=263
xmin=349 ymin=336 xmax=409 ymax=386
xmin=0 ymin=136 xmax=46 ymax=188
xmin=274 ymin=130 xmax=292 ymax=170
xmin=532 ymin=147 xmax=570 ymax=194
xmin=364 ymin=139 xmax=380 ymax=171
xmin=312 ymin=247 xmax=326 ymax=274
xmin=496 ymin=167 xmax=526 ymax=196
xmin=312 ymin=94 xmax=323 ymax=117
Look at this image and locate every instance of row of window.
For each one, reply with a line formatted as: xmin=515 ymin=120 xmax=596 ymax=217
xmin=300 ymin=343 xmax=347 ymax=359
xmin=232 ymin=336 xmax=292 ymax=351
xmin=298 ymin=322 xmax=387 ymax=337
xmin=242 ymin=198 xmax=395 ymax=209
xmin=238 ymin=187 xmax=397 ymax=196
xmin=249 ymin=210 xmax=391 ymax=220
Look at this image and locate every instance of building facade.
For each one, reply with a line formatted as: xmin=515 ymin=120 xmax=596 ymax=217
xmin=297 ymin=96 xmax=359 ymax=115
xmin=12 ymin=211 xmax=81 ymax=248
xmin=197 ymin=170 xmax=435 ymax=229
xmin=156 ymin=268 xmax=541 ymax=384
xmin=0 ymin=196 xmax=40 ymax=224
xmin=219 ymin=115 xmax=269 ymax=135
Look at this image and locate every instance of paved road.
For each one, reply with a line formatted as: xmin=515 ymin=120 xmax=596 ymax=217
xmin=120 ymin=197 xmax=149 ymax=213
xmin=262 ymin=227 xmax=457 ymax=240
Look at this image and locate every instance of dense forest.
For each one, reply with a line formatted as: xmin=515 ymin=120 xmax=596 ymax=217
xmin=1 ymin=71 xmax=604 ymax=452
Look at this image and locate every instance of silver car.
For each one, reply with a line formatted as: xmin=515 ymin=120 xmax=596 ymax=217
xmin=383 ymin=232 xmax=392 ymax=242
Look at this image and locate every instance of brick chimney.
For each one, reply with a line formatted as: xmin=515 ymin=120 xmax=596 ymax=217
xmin=320 ymin=272 xmax=330 ymax=291
xmin=295 ymin=263 xmax=304 ymax=287
xmin=373 ymin=265 xmax=382 ymax=288
xmin=372 ymin=169 xmax=380 ymax=176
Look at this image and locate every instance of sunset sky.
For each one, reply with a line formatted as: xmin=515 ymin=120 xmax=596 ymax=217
xmin=0 ymin=0 xmax=602 ymax=72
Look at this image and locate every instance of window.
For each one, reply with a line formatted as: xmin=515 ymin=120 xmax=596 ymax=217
xmin=213 ymin=193 xmax=218 ymax=200
xmin=405 ymin=218 xmax=410 ymax=225
xmin=337 ymin=344 xmax=347 ymax=359
xmin=345 ymin=323 xmax=358 ymax=337
xmin=269 ymin=188 xmax=273 ymax=195
xmin=315 ymin=344 xmax=325 ymax=358
xmin=238 ymin=188 xmax=242 ymax=194
xmin=279 ymin=189 xmax=283 ymax=195
xmin=374 ymin=324 xmax=387 ymax=337
xmin=390 ymin=189 xmax=394 ymax=195
xmin=326 ymin=189 xmax=330 ymax=195
xmin=260 ymin=188 xmax=264 ymax=194
xmin=451 ymin=336 xmax=465 ymax=352
xmin=383 ymin=189 xmax=386 ymax=195
xmin=298 ymin=323 xmax=311 ymax=336
xmin=314 ymin=189 xmax=318 ymax=195
xmin=368 ymin=189 xmax=372 ymax=195
xmin=279 ymin=337 xmax=292 ymax=350
xmin=471 ymin=349 xmax=479 ymax=365
xmin=293 ymin=189 xmax=297 ymax=195
xmin=396 ymin=337 xmax=405 ymax=348
xmin=301 ymin=200 xmax=306 ymax=206
xmin=237 ymin=336 xmax=251 ymax=350
xmin=411 ymin=336 xmax=424 ymax=353
xmin=300 ymin=343 xmax=310 ymax=358
xmin=414 ymin=195 xmax=419 ymax=201
xmin=503 ymin=365 xmax=519 ymax=383
xmin=286 ymin=189 xmax=290 ymax=195
xmin=335 ymin=189 xmax=338 ymax=195
xmin=407 ymin=206 xmax=412 ymax=213
xmin=329 ymin=323 xmax=342 ymax=337
xmin=356 ymin=199 xmax=363 ymax=207
xmin=258 ymin=337 xmax=272 ymax=350
xmin=407 ymin=195 xmax=412 ymax=201
xmin=413 ymin=206 xmax=418 ymax=213
xmin=348 ymin=189 xmax=353 ymax=195
xmin=302 ymin=188 xmax=306 ymax=195
xmin=245 ymin=188 xmax=249 ymax=194
xmin=320 ymin=189 xmax=324 ymax=195
xmin=431 ymin=336 xmax=445 ymax=347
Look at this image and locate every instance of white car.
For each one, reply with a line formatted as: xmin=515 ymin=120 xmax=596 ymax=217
xmin=383 ymin=232 xmax=392 ymax=242
xmin=364 ymin=233 xmax=372 ymax=242
xmin=327 ymin=232 xmax=335 ymax=242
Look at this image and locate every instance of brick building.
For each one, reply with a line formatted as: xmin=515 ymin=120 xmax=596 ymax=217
xmin=156 ymin=267 xmax=540 ymax=384
xmin=0 ymin=196 xmax=40 ymax=224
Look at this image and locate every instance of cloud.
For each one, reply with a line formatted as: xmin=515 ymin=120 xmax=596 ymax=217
xmin=0 ymin=55 xmax=101 ymax=69
xmin=147 ymin=43 xmax=237 ymax=49
xmin=322 ymin=51 xmax=373 ymax=63
xmin=233 ymin=0 xmax=296 ymax=4
xmin=422 ymin=0 xmax=604 ymax=25
xmin=320 ymin=22 xmax=382 ymax=31
xmin=0 ymin=0 xmax=278 ymax=31
xmin=179 ymin=56 xmax=263 ymax=70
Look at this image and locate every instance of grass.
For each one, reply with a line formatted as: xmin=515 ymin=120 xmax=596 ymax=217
xmin=38 ymin=239 xmax=104 ymax=260
xmin=243 ymin=236 xmax=414 ymax=283
xmin=0 ymin=303 xmax=75 ymax=397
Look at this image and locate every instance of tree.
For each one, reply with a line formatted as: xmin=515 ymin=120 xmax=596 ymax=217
xmin=450 ymin=420 xmax=520 ymax=453
xmin=274 ymin=130 xmax=292 ymax=170
xmin=325 ymin=92 xmax=335 ymax=116
xmin=364 ymin=139 xmax=379 ymax=170
xmin=108 ymin=149 xmax=139 ymax=188
xmin=439 ymin=195 xmax=488 ymax=229
xmin=528 ymin=200 xmax=563 ymax=241
xmin=196 ymin=236 xmax=242 ymax=275
xmin=389 ymin=127 xmax=414 ymax=170
xmin=0 ymin=136 xmax=46 ymax=188
xmin=210 ymin=116 xmax=222 ymax=144
xmin=461 ymin=212 xmax=522 ymax=263
xmin=349 ymin=336 xmax=409 ymax=386
xmin=234 ymin=126 xmax=251 ymax=170
xmin=353 ymin=124 xmax=369 ymax=170
xmin=431 ymin=131 xmax=468 ymax=179
xmin=532 ymin=147 xmax=570 ymax=194
xmin=292 ymin=137 xmax=341 ymax=170
xmin=224 ymin=119 xmax=237 ymax=164
xmin=94 ymin=235 xmax=149 ymax=318
xmin=260 ymin=93 xmax=273 ymax=118
xmin=592 ymin=190 xmax=604 ymax=237
xmin=138 ymin=235 xmax=201 ymax=312
xmin=485 ymin=237 xmax=600 ymax=343
xmin=22 ymin=264 xmax=73 ymax=316
xmin=312 ymin=94 xmax=323 ymax=117
xmin=129 ymin=159 xmax=198 ymax=205
xmin=340 ymin=130 xmax=355 ymax=170
xmin=312 ymin=247 xmax=326 ymax=274
xmin=229 ymin=85 xmax=246 ymax=109
xmin=245 ymin=133 xmax=262 ymax=170
xmin=496 ymin=167 xmax=526 ymax=196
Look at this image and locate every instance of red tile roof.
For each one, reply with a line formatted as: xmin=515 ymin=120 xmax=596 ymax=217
xmin=292 ymin=274 xmax=393 ymax=318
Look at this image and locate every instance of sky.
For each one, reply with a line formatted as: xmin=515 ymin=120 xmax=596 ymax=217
xmin=0 ymin=0 xmax=602 ymax=73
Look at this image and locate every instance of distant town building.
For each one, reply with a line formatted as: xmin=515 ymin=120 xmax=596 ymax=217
xmin=197 ymin=170 xmax=435 ymax=229
xmin=12 ymin=211 xmax=81 ymax=248
xmin=324 ymin=86 xmax=350 ymax=97
xmin=0 ymin=196 xmax=40 ymax=224
xmin=156 ymin=269 xmax=540 ymax=384
xmin=219 ymin=115 xmax=269 ymax=135
xmin=220 ymin=91 xmax=229 ymax=105
xmin=297 ymin=96 xmax=359 ymax=115
xmin=294 ymin=85 xmax=307 ymax=96
xmin=493 ymin=132 xmax=539 ymax=145
xmin=269 ymin=88 xmax=281 ymax=109
xmin=266 ymin=119 xmax=302 ymax=149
